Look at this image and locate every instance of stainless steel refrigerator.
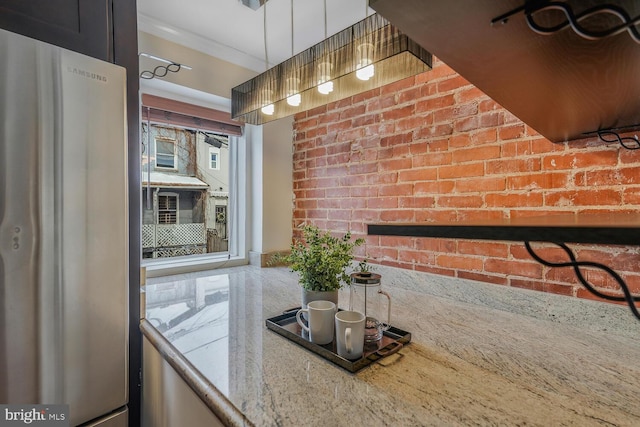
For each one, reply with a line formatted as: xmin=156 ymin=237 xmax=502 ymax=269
xmin=0 ymin=28 xmax=129 ymax=426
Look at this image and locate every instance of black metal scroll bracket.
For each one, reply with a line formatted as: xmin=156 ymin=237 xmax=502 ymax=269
xmin=596 ymin=130 xmax=640 ymax=150
xmin=490 ymin=1 xmax=640 ymax=44
xmin=524 ymin=241 xmax=640 ymax=321
xmin=140 ymin=63 xmax=184 ymax=80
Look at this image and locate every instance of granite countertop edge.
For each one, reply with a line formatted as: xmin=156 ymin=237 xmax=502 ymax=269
xmin=140 ymin=319 xmax=253 ymax=427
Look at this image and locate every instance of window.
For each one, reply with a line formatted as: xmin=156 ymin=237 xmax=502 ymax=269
xmin=209 ymin=147 xmax=220 ymax=170
xmin=140 ymin=103 xmax=247 ymax=270
xmin=156 ymin=138 xmax=176 ymax=169
xmin=215 ymin=205 xmax=226 ymax=224
xmin=158 ymin=193 xmax=178 ymax=224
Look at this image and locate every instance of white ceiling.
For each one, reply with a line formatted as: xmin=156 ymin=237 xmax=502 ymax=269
xmin=137 ymin=0 xmax=375 ymax=73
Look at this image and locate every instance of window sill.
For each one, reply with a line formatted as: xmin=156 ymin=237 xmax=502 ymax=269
xmin=142 ymin=253 xmax=247 ymax=279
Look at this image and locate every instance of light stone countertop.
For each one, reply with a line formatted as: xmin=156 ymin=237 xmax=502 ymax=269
xmin=142 ymin=264 xmax=640 ymax=426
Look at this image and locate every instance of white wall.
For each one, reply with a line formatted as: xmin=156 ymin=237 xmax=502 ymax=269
xmin=246 ymin=123 xmax=262 ymax=258
xmin=138 ymin=32 xmax=255 ymax=100
xmin=261 ymin=118 xmax=294 ymax=253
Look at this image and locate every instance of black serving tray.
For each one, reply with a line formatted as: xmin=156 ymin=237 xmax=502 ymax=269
xmin=265 ymin=308 xmax=411 ymax=373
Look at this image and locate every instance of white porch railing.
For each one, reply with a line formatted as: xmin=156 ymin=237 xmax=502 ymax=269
xmin=142 ymin=224 xmax=207 ymax=257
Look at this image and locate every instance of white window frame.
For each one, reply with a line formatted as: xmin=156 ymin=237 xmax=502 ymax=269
xmin=143 ymin=132 xmax=248 ymax=276
xmin=209 ymin=147 xmax=220 ymax=170
xmin=155 ymin=137 xmax=177 ymax=170
xmin=157 ymin=192 xmax=179 ymax=225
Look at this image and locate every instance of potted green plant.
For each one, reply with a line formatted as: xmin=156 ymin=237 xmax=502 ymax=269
xmin=274 ymin=224 xmax=364 ymax=310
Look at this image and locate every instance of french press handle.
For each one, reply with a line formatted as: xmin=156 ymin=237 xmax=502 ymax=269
xmin=378 ymin=289 xmax=391 ymax=330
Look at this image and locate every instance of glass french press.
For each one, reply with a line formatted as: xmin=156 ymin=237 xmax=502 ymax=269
xmin=349 ymin=272 xmax=391 ymax=344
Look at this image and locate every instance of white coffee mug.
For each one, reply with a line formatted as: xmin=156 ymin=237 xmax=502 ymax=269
xmin=296 ymin=300 xmax=336 ymax=345
xmin=335 ymin=310 xmax=366 ymax=359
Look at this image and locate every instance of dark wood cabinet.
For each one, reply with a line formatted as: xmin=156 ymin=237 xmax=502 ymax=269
xmin=370 ymin=0 xmax=640 ymax=143
xmin=0 ymin=0 xmax=112 ymax=61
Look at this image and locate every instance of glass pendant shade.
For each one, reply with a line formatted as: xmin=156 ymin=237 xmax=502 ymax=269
xmin=355 ymin=42 xmax=375 ymax=80
xmin=286 ymin=94 xmax=301 ymax=106
xmin=260 ymin=89 xmax=275 ymax=115
xmin=356 ymin=64 xmax=375 ymax=81
xmin=286 ymin=77 xmax=302 ymax=106
xmin=231 ymin=13 xmax=432 ymax=125
xmin=261 ymin=103 xmax=275 ymax=115
xmin=317 ymin=80 xmax=334 ymax=94
xmin=317 ymin=61 xmax=334 ymax=94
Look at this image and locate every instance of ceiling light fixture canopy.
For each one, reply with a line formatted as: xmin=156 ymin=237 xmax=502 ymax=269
xmin=231 ymin=13 xmax=432 ymax=125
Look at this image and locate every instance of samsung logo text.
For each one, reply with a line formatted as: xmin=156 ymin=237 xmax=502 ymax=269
xmin=66 ymin=66 xmax=108 ymax=83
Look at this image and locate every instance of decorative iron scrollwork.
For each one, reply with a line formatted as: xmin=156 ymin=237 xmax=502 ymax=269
xmin=525 ymin=241 xmax=640 ymax=321
xmin=140 ymin=63 xmax=185 ymax=80
xmin=139 ymin=52 xmax=192 ymax=80
xmin=596 ymin=130 xmax=640 ymax=150
xmin=492 ymin=1 xmax=640 ymax=44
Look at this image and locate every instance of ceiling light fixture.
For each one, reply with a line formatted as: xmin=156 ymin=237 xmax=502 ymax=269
xmin=259 ymin=1 xmax=275 ymax=116
xmin=317 ymin=61 xmax=334 ymax=94
xmin=355 ymin=42 xmax=375 ymax=81
xmin=231 ymin=6 xmax=432 ymax=125
xmin=285 ymin=0 xmax=302 ymax=108
xmin=316 ymin=0 xmax=334 ymax=95
xmin=286 ymin=77 xmax=302 ymax=106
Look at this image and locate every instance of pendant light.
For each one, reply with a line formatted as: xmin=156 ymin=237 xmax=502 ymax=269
xmin=355 ymin=42 xmax=375 ymax=81
xmin=355 ymin=1 xmax=375 ymax=81
xmin=260 ymin=2 xmax=274 ymax=116
xmin=317 ymin=61 xmax=334 ymax=94
xmin=316 ymin=0 xmax=334 ymax=95
xmin=286 ymin=78 xmax=302 ymax=106
xmin=285 ymin=0 xmax=302 ymax=107
xmin=231 ymin=1 xmax=432 ymax=125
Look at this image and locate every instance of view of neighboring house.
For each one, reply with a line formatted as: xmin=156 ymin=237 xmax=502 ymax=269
xmin=142 ymin=123 xmax=229 ymax=258
xmin=196 ymin=132 xmax=230 ymax=253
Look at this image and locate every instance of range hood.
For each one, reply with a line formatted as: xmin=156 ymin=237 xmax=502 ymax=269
xmin=369 ymin=0 xmax=640 ymax=143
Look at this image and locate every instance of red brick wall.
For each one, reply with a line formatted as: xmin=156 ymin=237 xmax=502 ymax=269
xmin=292 ymin=58 xmax=640 ymax=301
